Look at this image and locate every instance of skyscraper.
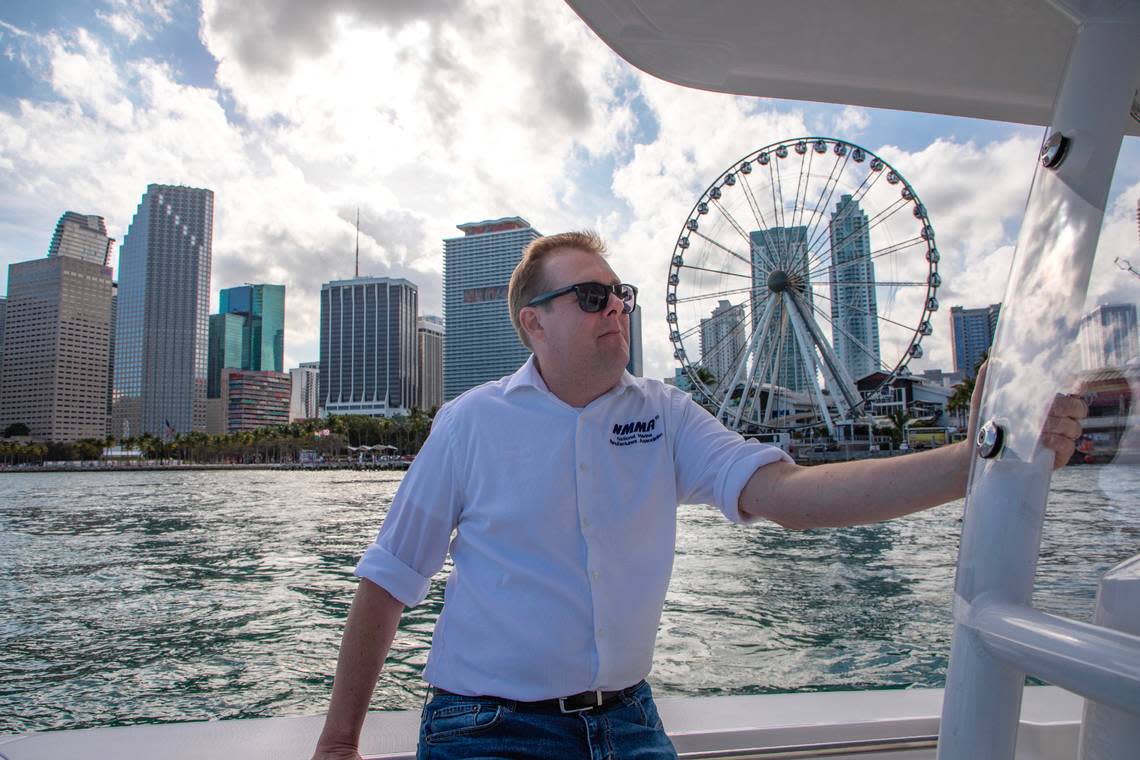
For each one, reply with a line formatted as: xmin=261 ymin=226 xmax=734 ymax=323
xmin=319 ymin=276 xmax=418 ymax=417
xmin=751 ymin=226 xmax=813 ymax=392
xmin=699 ymin=299 xmax=745 ymax=386
xmin=443 ymin=217 xmax=540 ymax=400
xmin=112 ymin=184 xmax=214 ymax=439
xmin=950 ymin=304 xmax=1001 ymax=377
xmin=207 ymin=283 xmax=286 ymax=398
xmin=48 ymin=212 xmax=115 ymax=266
xmin=626 ymin=304 xmax=643 ymax=377
xmin=1079 ymin=303 xmax=1139 ymax=370
xmin=0 ymin=214 xmax=114 ymax=441
xmin=219 ymin=283 xmax=286 ymax=373
xmin=828 ymin=195 xmax=880 ymax=382
xmin=417 ymin=316 xmax=444 ymax=411
xmin=107 ymin=283 xmax=117 ymax=429
xmin=289 ymin=361 xmax=320 ymax=421
xmin=0 ymin=296 xmax=6 ymax=371
xmin=208 ymin=312 xmax=246 ymax=398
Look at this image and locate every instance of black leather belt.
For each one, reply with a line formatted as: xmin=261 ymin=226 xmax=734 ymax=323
xmin=432 ymin=681 xmax=642 ymax=714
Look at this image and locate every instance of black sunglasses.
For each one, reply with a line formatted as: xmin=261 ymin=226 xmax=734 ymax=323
xmin=526 ymin=282 xmax=638 ymax=314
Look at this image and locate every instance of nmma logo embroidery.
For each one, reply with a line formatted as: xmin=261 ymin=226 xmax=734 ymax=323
xmin=610 ymin=414 xmax=662 ymax=447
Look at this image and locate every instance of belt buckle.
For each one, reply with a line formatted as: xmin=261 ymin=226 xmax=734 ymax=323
xmin=559 ymin=690 xmax=604 ymax=714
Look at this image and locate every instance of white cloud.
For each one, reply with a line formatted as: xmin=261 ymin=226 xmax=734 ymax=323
xmin=0 ymin=19 xmax=32 ymax=38
xmin=97 ymin=0 xmax=176 ymax=43
xmin=1 ymin=0 xmax=641 ymax=371
xmin=2 ymin=0 xmax=1134 ymax=395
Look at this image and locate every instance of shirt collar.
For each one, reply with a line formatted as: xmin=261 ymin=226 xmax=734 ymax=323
xmin=505 ymin=355 xmax=637 ymax=402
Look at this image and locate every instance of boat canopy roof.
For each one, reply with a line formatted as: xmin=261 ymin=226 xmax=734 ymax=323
xmin=565 ymin=0 xmax=1140 ymax=136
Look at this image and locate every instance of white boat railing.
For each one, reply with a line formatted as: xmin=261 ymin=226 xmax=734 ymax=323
xmin=937 ymin=4 xmax=1140 ymax=759
xmin=677 ymin=734 xmax=939 ymax=759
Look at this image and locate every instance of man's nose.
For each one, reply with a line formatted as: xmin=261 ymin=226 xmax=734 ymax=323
xmin=603 ymin=289 xmax=623 ymax=316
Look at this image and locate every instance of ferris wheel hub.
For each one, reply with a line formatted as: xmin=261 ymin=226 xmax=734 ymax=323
xmin=767 ymin=270 xmax=791 ymax=293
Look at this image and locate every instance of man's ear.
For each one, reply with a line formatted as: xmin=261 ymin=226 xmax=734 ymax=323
xmin=520 ymin=306 xmax=543 ymax=345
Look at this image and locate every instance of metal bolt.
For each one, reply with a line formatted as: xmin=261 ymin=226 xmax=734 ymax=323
xmin=1040 ymin=132 xmax=1070 ymax=169
xmin=976 ymin=420 xmax=1005 ymax=459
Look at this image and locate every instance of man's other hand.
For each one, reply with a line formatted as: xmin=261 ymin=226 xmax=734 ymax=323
xmin=970 ymin=361 xmax=1088 ymax=470
xmin=1041 ymin=393 xmax=1088 ymax=469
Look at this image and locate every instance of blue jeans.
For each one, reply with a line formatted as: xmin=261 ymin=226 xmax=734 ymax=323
xmin=417 ymin=680 xmax=679 ymax=760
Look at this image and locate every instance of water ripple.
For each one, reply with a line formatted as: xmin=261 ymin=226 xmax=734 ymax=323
xmin=1 ymin=466 xmax=1136 ymax=733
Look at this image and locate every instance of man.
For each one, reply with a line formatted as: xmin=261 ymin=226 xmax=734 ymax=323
xmin=311 ymin=231 xmax=1085 ymax=760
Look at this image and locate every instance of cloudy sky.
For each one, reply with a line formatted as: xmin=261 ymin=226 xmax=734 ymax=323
xmin=1 ymin=0 xmax=1137 ymax=383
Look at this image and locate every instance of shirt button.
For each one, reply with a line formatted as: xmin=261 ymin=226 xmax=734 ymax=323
xmin=597 ymin=628 xmax=606 ymax=639
xmin=591 ymin=570 xmax=600 ymax=580
xmin=579 ymin=463 xmax=587 ymax=471
xmin=582 ymin=517 xmax=591 ymax=528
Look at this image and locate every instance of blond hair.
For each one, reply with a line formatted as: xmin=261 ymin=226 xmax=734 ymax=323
xmin=508 ymin=231 xmax=607 ymax=348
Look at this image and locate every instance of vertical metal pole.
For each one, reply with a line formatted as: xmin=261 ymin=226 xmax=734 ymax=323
xmin=937 ymin=7 xmax=1140 ymax=759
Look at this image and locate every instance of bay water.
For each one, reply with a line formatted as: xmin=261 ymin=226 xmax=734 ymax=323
xmin=1 ymin=465 xmax=1137 ymax=734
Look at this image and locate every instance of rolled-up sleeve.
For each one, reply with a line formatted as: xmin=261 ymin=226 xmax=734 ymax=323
xmin=354 ymin=406 xmax=464 ymax=606
xmin=670 ymin=391 xmax=792 ymax=524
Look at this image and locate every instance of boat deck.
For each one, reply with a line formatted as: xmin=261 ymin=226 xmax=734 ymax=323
xmin=0 ymin=685 xmax=1082 ymax=759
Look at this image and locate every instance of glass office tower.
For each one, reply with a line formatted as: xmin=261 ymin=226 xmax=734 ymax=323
xmin=112 ymin=184 xmax=214 ymax=439
xmin=219 ymin=283 xmax=285 ymax=373
xmin=319 ymin=276 xmax=418 ymax=417
xmin=443 ymin=217 xmax=540 ymax=400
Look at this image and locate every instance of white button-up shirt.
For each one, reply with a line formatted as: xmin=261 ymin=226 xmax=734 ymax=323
xmin=355 ymin=357 xmax=790 ymax=700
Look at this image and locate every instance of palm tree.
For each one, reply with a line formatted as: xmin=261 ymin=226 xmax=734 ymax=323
xmin=884 ymin=409 xmax=914 ymax=448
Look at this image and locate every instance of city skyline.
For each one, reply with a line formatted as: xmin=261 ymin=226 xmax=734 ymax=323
xmin=1 ymin=2 xmax=1137 ymax=384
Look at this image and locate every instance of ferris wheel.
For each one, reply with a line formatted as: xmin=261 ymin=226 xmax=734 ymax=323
xmin=666 ymin=137 xmax=940 ymax=435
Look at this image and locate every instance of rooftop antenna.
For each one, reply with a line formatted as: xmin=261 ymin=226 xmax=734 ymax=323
xmin=355 ymin=207 xmax=360 ymax=278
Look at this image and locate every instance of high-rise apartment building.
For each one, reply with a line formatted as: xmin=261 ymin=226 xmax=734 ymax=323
xmin=950 ymin=303 xmax=1001 ymax=377
xmin=1079 ymin=303 xmax=1139 ymax=370
xmin=112 ymin=185 xmax=213 ymax=439
xmin=751 ymin=226 xmax=813 ymax=392
xmin=48 ymin=212 xmax=115 ymax=266
xmin=0 ymin=214 xmax=114 ymax=441
xmin=289 ymin=361 xmax=320 ymax=421
xmin=828 ymin=195 xmax=880 ymax=382
xmin=417 ymin=316 xmax=444 ymax=411
xmin=699 ymin=299 xmax=745 ymax=386
xmin=443 ymin=217 xmax=540 ymax=400
xmin=626 ymin=304 xmax=643 ymax=377
xmin=319 ymin=276 xmax=418 ymax=417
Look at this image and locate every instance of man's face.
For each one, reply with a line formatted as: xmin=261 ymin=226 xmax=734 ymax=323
xmin=529 ymin=247 xmax=630 ymax=377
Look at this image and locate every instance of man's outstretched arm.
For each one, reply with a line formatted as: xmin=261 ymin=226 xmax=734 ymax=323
xmin=312 ymin=578 xmax=405 ymax=760
xmin=740 ymin=441 xmax=973 ymax=529
xmin=740 ymin=368 xmax=1087 ymax=530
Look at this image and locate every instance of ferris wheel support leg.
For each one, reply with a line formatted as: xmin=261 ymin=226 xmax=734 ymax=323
xmin=732 ymin=301 xmax=778 ymax=429
xmin=784 ymin=293 xmax=838 ymax=436
xmin=719 ymin=296 xmax=776 ymax=424
xmin=937 ymin=8 xmax=1140 ymax=760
